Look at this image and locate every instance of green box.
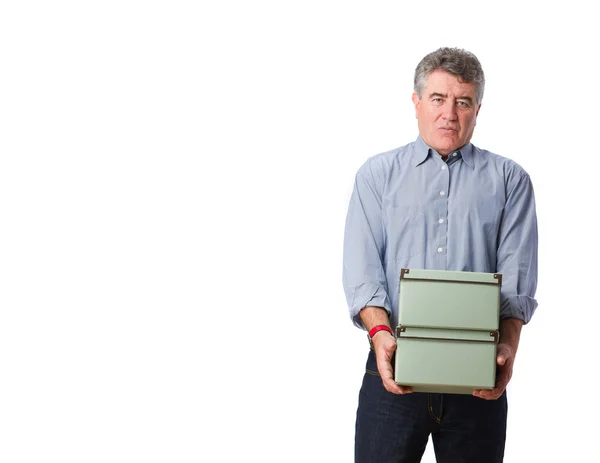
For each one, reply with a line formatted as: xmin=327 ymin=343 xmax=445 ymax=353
xmin=394 ymin=268 xmax=501 ymax=394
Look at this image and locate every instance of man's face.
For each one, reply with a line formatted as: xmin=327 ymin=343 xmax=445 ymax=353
xmin=412 ymin=70 xmax=481 ymax=155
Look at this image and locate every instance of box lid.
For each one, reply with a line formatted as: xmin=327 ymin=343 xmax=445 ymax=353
xmin=398 ymin=268 xmax=500 ymax=331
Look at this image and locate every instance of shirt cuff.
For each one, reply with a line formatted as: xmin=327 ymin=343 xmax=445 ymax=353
xmin=350 ymin=283 xmax=392 ymax=329
xmin=500 ymin=295 xmax=538 ymax=324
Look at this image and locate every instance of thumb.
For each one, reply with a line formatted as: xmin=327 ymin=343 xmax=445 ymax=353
xmin=497 ymin=355 xmax=507 ymax=366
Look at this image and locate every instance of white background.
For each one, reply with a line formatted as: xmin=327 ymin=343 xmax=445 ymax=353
xmin=1 ymin=1 xmax=598 ymax=462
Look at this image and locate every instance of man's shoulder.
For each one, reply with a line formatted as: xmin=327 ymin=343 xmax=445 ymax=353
xmin=472 ymin=144 xmax=531 ymax=179
xmin=358 ymin=141 xmax=415 ymax=176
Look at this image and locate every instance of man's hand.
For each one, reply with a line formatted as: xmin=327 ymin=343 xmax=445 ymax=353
xmin=472 ymin=342 xmax=515 ymax=400
xmin=371 ymin=331 xmax=413 ymax=395
xmin=473 ymin=318 xmax=523 ymax=400
xmin=359 ymin=306 xmax=413 ymax=395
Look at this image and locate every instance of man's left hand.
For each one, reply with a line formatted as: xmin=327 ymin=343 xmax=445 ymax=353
xmin=472 ymin=342 xmax=515 ymax=400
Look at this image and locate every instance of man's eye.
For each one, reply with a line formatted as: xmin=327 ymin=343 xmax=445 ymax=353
xmin=432 ymin=98 xmax=443 ymax=104
xmin=457 ymin=101 xmax=470 ymax=108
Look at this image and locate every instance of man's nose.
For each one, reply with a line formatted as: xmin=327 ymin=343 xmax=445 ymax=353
xmin=443 ymin=102 xmax=458 ymax=121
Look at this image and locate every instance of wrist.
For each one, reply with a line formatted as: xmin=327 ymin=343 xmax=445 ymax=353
xmin=368 ymin=325 xmax=393 ymax=339
xmin=368 ymin=325 xmax=394 ymax=349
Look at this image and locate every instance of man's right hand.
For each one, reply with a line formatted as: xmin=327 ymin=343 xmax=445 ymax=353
xmin=371 ymin=331 xmax=413 ymax=395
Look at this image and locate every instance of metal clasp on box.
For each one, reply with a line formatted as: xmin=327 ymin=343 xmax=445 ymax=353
xmin=396 ymin=325 xmax=500 ymax=344
xmin=400 ymin=268 xmax=503 ymax=286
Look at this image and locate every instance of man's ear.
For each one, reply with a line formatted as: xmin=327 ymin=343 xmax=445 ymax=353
xmin=411 ymin=93 xmax=420 ymax=119
xmin=476 ymin=103 xmax=481 ymax=117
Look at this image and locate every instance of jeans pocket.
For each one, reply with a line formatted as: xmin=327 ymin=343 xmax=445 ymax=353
xmin=365 ymin=350 xmax=380 ymax=376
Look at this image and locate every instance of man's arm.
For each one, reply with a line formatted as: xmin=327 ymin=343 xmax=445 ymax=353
xmin=342 ymin=161 xmax=392 ymax=327
xmin=343 ymin=161 xmax=412 ymax=394
xmin=474 ymin=169 xmax=537 ymax=400
xmin=496 ymin=171 xmax=538 ymax=323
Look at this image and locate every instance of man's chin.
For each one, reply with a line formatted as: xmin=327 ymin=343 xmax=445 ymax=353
xmin=433 ymin=140 xmax=459 ymax=155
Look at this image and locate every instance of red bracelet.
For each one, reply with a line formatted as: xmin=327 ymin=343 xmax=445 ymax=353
xmin=368 ymin=325 xmax=393 ymax=339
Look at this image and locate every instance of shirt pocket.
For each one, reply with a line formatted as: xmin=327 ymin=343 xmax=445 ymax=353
xmin=385 ymin=204 xmax=425 ymax=259
xmin=455 ymin=195 xmax=503 ymax=235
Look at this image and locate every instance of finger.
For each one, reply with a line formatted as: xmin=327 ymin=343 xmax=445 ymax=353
xmin=472 ymin=390 xmax=491 ymax=400
xmin=473 ymin=387 xmax=503 ymax=400
xmin=377 ymin=356 xmax=412 ymax=395
xmin=383 ymin=376 xmax=412 ymax=394
xmin=496 ymin=344 xmax=513 ymax=365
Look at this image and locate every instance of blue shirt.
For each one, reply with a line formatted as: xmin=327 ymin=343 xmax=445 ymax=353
xmin=342 ymin=136 xmax=538 ymax=329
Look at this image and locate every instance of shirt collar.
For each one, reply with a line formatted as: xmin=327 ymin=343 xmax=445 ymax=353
xmin=412 ymin=136 xmax=431 ymax=166
xmin=459 ymin=142 xmax=475 ymax=169
xmin=412 ymin=135 xmax=475 ymax=170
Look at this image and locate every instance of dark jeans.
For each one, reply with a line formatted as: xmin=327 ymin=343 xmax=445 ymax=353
xmin=355 ymin=350 xmax=507 ymax=463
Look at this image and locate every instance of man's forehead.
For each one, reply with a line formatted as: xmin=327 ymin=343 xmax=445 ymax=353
xmin=425 ymin=71 xmax=477 ymax=96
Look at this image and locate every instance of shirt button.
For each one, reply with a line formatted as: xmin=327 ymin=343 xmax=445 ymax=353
xmin=440 ymin=191 xmax=445 ymax=196
xmin=439 ymin=218 xmax=444 ymax=224
xmin=441 ymin=165 xmax=447 ymax=170
xmin=437 ymin=247 xmax=443 ymax=253
xmin=453 ymin=152 xmax=457 ymax=157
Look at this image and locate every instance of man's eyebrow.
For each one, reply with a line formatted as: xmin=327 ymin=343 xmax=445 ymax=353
xmin=428 ymin=92 xmax=474 ymax=103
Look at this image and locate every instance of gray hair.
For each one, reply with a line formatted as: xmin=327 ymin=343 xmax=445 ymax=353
xmin=414 ymin=47 xmax=485 ymax=105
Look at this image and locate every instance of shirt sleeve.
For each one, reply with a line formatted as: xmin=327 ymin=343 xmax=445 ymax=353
xmin=496 ymin=171 xmax=539 ymax=323
xmin=342 ymin=161 xmax=391 ymax=329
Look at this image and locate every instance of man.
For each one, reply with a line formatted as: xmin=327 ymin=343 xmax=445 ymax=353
xmin=342 ymin=47 xmax=538 ymax=462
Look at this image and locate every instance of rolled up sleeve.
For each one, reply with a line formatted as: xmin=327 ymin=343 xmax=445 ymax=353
xmin=342 ymin=163 xmax=391 ymax=328
xmin=496 ymin=172 xmax=539 ymax=323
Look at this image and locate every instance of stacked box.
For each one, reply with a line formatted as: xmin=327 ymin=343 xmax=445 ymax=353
xmin=394 ymin=268 xmax=501 ymax=394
